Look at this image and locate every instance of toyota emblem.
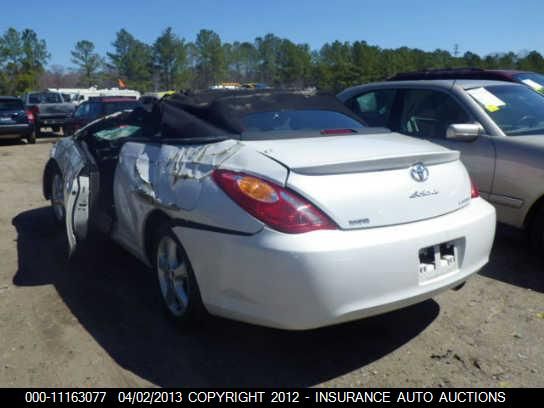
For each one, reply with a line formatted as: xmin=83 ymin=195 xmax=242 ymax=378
xmin=410 ymin=163 xmax=429 ymax=182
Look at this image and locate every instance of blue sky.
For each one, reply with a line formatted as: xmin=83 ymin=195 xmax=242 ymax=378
xmin=2 ymin=0 xmax=543 ymax=68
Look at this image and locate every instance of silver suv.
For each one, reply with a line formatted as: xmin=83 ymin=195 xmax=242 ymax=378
xmin=338 ymin=80 xmax=544 ymax=250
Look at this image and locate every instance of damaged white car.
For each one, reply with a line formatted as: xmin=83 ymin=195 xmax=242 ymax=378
xmin=42 ymin=90 xmax=496 ymax=330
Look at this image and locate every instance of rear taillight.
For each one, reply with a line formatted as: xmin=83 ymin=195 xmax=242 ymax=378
xmin=25 ymin=110 xmax=34 ymax=123
xmin=471 ymin=178 xmax=479 ymax=198
xmin=212 ymin=169 xmax=336 ymax=233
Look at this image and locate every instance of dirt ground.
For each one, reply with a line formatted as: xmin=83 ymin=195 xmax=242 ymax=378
xmin=0 ymin=136 xmax=543 ymax=388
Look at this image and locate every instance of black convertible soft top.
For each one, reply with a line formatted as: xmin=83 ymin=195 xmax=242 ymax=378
xmin=155 ymin=89 xmax=367 ymax=141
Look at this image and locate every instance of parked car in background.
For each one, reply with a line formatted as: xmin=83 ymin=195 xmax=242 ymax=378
xmin=339 ymin=79 xmax=544 ymax=251
xmin=0 ymin=96 xmax=36 ymax=144
xmin=64 ymin=96 xmax=141 ymax=135
xmin=22 ymin=91 xmax=75 ymax=137
xmin=42 ymin=90 xmax=495 ymax=330
xmin=388 ymin=68 xmax=544 ymax=95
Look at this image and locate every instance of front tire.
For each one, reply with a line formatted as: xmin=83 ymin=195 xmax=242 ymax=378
xmin=153 ymin=224 xmax=205 ymax=327
xmin=50 ymin=169 xmax=65 ymax=226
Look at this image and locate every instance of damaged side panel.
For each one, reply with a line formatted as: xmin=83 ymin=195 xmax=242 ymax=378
xmin=217 ymin=144 xmax=289 ymax=185
xmin=113 ymin=139 xmax=284 ymax=257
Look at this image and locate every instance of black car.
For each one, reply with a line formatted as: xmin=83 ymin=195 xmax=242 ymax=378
xmin=65 ymin=97 xmax=141 ymax=135
xmin=0 ymin=96 xmax=35 ymax=144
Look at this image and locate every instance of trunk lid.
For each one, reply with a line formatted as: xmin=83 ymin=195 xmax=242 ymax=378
xmin=244 ymin=132 xmax=471 ymax=229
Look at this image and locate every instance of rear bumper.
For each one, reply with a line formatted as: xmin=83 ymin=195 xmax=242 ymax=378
xmin=174 ymin=198 xmax=496 ymax=330
xmin=0 ymin=124 xmax=33 ymax=139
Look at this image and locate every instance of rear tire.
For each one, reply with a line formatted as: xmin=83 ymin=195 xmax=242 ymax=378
xmin=152 ymin=223 xmax=206 ymax=328
xmin=50 ymin=168 xmax=65 ymax=227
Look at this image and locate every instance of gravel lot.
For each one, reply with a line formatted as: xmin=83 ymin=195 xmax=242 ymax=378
xmin=0 ymin=137 xmax=543 ymax=387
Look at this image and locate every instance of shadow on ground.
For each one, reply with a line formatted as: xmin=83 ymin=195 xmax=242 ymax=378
xmin=0 ymin=133 xmax=60 ymax=147
xmin=12 ymin=207 xmax=439 ymax=387
xmin=479 ymin=224 xmax=543 ymax=293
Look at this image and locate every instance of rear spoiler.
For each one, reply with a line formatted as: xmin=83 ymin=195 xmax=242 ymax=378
xmin=290 ymin=151 xmax=460 ymax=175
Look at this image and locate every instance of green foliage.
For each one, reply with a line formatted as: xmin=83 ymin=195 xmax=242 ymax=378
xmin=0 ymin=27 xmax=49 ymax=94
xmin=4 ymin=26 xmax=544 ymax=94
xmin=71 ymin=40 xmax=102 ymax=87
xmin=255 ymin=34 xmax=282 ymax=85
xmin=277 ymin=40 xmax=312 ymax=87
xmin=107 ymin=29 xmax=153 ymax=91
xmin=518 ymin=51 xmax=544 ymax=72
xmin=153 ymin=27 xmax=189 ymax=90
xmin=224 ymin=41 xmax=258 ymax=82
xmin=193 ymin=29 xmax=226 ymax=88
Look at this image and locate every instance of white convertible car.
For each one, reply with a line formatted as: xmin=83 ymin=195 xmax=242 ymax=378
xmin=43 ymin=90 xmax=496 ymax=330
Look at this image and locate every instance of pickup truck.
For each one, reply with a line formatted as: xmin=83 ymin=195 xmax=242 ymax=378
xmin=22 ymin=91 xmax=76 ymax=136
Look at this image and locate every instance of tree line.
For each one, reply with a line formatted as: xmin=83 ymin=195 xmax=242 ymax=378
xmin=2 ymin=26 xmax=544 ymax=95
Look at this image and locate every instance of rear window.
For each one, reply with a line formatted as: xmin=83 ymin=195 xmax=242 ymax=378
xmin=28 ymin=92 xmax=62 ymax=104
xmin=0 ymin=99 xmax=24 ymax=111
xmin=104 ymin=101 xmax=140 ymax=115
xmin=242 ymin=110 xmax=364 ymax=133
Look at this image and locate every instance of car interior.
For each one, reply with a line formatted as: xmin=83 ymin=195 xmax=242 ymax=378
xmin=76 ymin=107 xmax=160 ymax=230
xmin=350 ymin=89 xmax=471 ymax=139
xmin=398 ymin=90 xmax=470 ymax=139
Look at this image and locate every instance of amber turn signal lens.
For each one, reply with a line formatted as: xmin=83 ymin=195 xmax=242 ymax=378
xmin=236 ymin=176 xmax=279 ymax=203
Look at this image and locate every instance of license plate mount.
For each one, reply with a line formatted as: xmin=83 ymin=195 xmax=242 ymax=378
xmin=418 ymin=240 xmax=459 ymax=283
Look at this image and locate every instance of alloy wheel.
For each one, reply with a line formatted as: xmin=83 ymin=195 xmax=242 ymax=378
xmin=156 ymin=235 xmax=190 ymax=317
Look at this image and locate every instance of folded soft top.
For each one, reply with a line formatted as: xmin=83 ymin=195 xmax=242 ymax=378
xmin=157 ymin=89 xmax=366 ymax=140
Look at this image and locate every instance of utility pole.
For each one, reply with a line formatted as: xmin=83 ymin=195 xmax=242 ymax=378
xmin=453 ymin=44 xmax=460 ymax=58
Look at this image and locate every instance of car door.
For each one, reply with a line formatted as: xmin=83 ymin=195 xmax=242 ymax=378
xmin=55 ymin=135 xmax=97 ymax=256
xmin=63 ymin=110 xmax=155 ymax=256
xmin=393 ymin=88 xmax=496 ymax=197
xmin=112 ymin=138 xmax=206 ymax=257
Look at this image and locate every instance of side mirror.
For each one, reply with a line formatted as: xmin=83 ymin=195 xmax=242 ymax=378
xmin=446 ymin=123 xmax=483 ymax=142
